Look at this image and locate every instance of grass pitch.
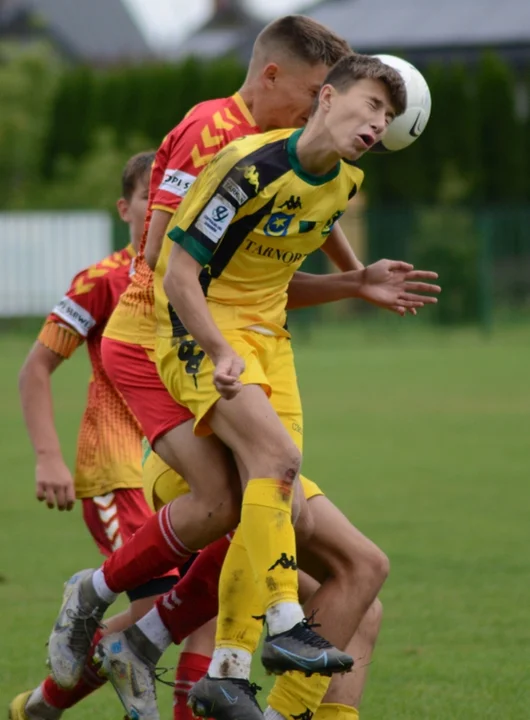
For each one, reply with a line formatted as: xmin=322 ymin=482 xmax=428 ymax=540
xmin=1 ymin=323 xmax=529 ymax=719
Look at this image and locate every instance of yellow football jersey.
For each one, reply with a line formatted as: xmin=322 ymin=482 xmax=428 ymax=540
xmin=155 ymin=128 xmax=364 ymax=338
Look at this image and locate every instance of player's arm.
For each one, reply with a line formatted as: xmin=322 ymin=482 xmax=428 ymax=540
xmin=19 ymin=268 xmax=108 ymax=510
xmin=145 ymin=209 xmax=173 ymax=270
xmin=286 ymin=261 xmax=441 ymax=316
xmin=163 ymin=144 xmax=253 ymax=399
xmin=19 ymin=325 xmax=81 ymax=511
xmin=322 ymin=223 xmax=364 ymax=271
xmin=287 ymin=270 xmax=366 ymax=308
xmin=165 ymin=245 xmax=243 ymax=399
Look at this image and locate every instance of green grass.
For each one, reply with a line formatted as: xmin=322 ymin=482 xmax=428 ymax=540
xmin=1 ymin=324 xmax=529 ymax=719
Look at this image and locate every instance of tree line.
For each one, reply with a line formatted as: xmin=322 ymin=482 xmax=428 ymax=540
xmin=2 ymin=41 xmax=529 ymax=212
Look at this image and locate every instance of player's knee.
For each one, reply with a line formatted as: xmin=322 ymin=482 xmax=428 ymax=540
xmin=336 ymin=541 xmax=389 ymax=594
xmin=273 ymin=447 xmax=302 ymax=485
xmin=167 ymin=484 xmax=240 ymax=539
xmin=357 ymin=546 xmax=390 ymax=591
xmin=248 ymin=442 xmax=301 ymax=487
xmin=200 ymin=492 xmax=241 ymax=534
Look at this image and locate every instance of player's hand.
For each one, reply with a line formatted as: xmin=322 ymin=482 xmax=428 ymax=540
xmin=213 ymin=352 xmax=246 ymax=400
xmin=35 ymin=455 xmax=76 ymax=511
xmin=359 ymin=260 xmax=441 ymax=316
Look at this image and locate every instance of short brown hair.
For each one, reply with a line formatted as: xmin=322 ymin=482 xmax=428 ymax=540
xmin=121 ymin=151 xmax=155 ymax=200
xmin=253 ymin=15 xmax=351 ymax=67
xmin=324 ymin=54 xmax=407 ymax=116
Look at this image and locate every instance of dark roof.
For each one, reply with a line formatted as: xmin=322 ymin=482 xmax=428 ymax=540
xmin=306 ymin=0 xmax=530 ymax=51
xmin=167 ymin=0 xmax=261 ymax=61
xmin=0 ymin=0 xmax=152 ymax=63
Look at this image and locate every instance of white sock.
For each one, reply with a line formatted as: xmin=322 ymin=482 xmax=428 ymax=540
xmin=136 ymin=607 xmax=172 ymax=653
xmin=208 ymin=647 xmax=252 ymax=679
xmin=266 ymin=601 xmax=304 ymax=636
xmin=264 ymin=708 xmax=287 ymax=720
xmin=26 ymin=685 xmax=62 ymax=719
xmin=91 ymin=568 xmax=118 ymax=604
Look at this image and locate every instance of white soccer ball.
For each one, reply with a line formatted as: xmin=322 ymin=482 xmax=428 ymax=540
xmin=371 ymin=54 xmax=432 ymax=152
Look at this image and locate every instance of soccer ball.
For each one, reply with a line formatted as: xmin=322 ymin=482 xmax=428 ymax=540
xmin=371 ymin=54 xmax=432 ymax=152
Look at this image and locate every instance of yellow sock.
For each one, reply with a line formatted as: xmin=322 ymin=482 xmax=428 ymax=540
xmin=215 ymin=526 xmax=263 ymax=653
xmin=241 ymin=478 xmax=299 ymax=623
xmin=268 ymin=673 xmax=331 ymax=718
xmin=313 ymin=704 xmax=359 ymax=720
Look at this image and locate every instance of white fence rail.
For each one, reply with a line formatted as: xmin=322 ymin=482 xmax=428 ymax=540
xmin=0 ymin=212 xmax=112 ymax=317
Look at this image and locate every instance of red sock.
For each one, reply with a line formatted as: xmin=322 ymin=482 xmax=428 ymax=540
xmin=41 ymin=630 xmax=106 ymax=709
xmin=157 ymin=535 xmax=230 ymax=644
xmin=174 ymin=652 xmax=211 ymax=720
xmin=102 ymin=504 xmax=193 ymax=592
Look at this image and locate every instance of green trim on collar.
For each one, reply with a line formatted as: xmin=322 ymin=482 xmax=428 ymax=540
xmin=286 ymin=128 xmax=340 ymax=186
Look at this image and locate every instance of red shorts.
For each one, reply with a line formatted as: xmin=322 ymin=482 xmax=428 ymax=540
xmin=101 ymin=337 xmax=192 ymax=445
xmin=82 ymin=488 xmax=154 ymax=557
xmin=82 ymin=488 xmax=180 ymax=600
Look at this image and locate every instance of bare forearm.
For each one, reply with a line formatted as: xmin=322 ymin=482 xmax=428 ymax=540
xmin=287 ymin=270 xmax=366 ymax=310
xmin=164 ymin=273 xmax=230 ymax=362
xmin=19 ymin=361 xmax=62 ymax=458
xmin=324 ymin=224 xmax=364 ymax=272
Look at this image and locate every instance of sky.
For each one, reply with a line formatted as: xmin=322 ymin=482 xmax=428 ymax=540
xmin=123 ymin=0 xmax=318 ymax=48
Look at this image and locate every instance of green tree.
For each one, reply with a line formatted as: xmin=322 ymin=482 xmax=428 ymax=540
xmin=475 ymin=52 xmax=524 ymax=202
xmin=15 ymin=128 xmax=151 ymax=211
xmin=40 ymin=65 xmax=98 ymax=179
xmin=0 ymin=41 xmax=61 ymax=206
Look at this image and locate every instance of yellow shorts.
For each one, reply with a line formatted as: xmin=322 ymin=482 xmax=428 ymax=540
xmin=142 ymin=440 xmax=322 ymax=510
xmin=300 ymin=476 xmax=324 ymax=501
xmin=156 ymin=330 xmax=303 ymax=450
xmin=142 ymin=441 xmax=190 ymax=512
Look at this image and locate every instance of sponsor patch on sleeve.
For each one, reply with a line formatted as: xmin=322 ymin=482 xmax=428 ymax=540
xmin=195 ymin=195 xmax=236 ymax=244
xmin=222 ymin=177 xmax=248 ymax=207
xmin=52 ymin=297 xmax=96 ymax=337
xmin=158 ymin=168 xmax=197 ymax=198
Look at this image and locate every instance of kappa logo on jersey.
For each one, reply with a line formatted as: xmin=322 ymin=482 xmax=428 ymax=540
xmin=53 ymin=297 xmax=96 ymax=338
xmin=196 ymin=194 xmax=236 ymax=244
xmin=279 ymin=195 xmax=302 ymax=211
xmin=236 ymin=164 xmax=260 ymax=193
xmin=263 ymin=212 xmax=294 ymax=237
xmin=159 ymin=168 xmax=196 ymax=198
xmin=222 ymin=177 xmax=248 ymax=206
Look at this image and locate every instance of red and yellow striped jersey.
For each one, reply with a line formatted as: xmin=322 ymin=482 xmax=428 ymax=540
xmin=103 ymin=93 xmax=258 ymax=350
xmin=38 ymin=245 xmax=143 ymax=499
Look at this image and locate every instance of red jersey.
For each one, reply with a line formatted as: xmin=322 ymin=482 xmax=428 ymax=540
xmin=38 ymin=245 xmax=143 ymax=498
xmin=103 ymin=92 xmax=258 ymax=349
